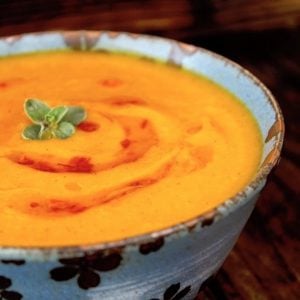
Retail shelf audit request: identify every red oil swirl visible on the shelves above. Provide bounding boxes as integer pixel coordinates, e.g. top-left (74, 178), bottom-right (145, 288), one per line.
top-left (106, 96), bottom-right (146, 106)
top-left (29, 200), bottom-right (87, 215)
top-left (8, 98), bottom-right (184, 217)
top-left (0, 82), bottom-right (9, 89)
top-left (78, 121), bottom-right (99, 132)
top-left (100, 78), bottom-right (123, 88)
top-left (9, 112), bottom-right (157, 174)
top-left (10, 155), bottom-right (94, 173)
top-left (25, 162), bottom-right (172, 217)
top-left (0, 78), bottom-right (24, 89)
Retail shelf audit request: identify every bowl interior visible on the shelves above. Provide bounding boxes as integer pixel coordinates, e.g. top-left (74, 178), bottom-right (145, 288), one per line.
top-left (0, 31), bottom-right (284, 257)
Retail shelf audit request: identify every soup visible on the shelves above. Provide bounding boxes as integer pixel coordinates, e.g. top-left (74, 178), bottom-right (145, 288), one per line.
top-left (0, 51), bottom-right (262, 246)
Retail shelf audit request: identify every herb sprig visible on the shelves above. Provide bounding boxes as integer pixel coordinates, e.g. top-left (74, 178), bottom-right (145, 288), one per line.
top-left (22, 99), bottom-right (86, 140)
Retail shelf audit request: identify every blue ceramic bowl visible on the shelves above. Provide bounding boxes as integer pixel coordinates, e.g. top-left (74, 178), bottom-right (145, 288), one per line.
top-left (0, 31), bottom-right (284, 300)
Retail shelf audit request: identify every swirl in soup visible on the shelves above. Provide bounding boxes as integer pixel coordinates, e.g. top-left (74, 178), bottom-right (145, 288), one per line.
top-left (0, 52), bottom-right (262, 246)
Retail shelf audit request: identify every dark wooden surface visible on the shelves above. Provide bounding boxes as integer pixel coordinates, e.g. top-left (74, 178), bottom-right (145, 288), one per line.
top-left (1, 1), bottom-right (299, 299)
top-left (193, 29), bottom-right (300, 300)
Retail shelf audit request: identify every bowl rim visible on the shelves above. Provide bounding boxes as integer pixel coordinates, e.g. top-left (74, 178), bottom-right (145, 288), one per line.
top-left (0, 30), bottom-right (284, 259)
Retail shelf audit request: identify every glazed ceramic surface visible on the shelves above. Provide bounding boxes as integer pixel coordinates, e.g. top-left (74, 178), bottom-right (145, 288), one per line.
top-left (0, 31), bottom-right (283, 300)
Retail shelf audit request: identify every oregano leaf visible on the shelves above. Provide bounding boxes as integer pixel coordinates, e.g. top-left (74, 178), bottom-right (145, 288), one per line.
top-left (39, 127), bottom-right (54, 140)
top-left (24, 99), bottom-right (50, 123)
top-left (44, 106), bottom-right (68, 125)
top-left (22, 99), bottom-right (87, 140)
top-left (54, 122), bottom-right (75, 139)
top-left (22, 124), bottom-right (42, 140)
top-left (62, 106), bottom-right (86, 125)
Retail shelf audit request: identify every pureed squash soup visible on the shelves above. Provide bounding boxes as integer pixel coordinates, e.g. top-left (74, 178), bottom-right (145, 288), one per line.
top-left (0, 51), bottom-right (262, 247)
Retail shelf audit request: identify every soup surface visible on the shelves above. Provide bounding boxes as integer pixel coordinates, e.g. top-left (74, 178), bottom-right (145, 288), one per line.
top-left (0, 51), bottom-right (262, 246)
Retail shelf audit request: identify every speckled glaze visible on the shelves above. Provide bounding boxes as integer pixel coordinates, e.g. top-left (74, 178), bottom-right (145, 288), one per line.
top-left (0, 31), bottom-right (284, 300)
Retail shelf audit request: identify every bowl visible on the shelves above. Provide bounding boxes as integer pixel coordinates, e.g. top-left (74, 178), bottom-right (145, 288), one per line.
top-left (0, 31), bottom-right (284, 300)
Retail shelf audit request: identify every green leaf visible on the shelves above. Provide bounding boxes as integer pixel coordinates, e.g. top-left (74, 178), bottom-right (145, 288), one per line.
top-left (39, 127), bottom-right (55, 140)
top-left (62, 106), bottom-right (86, 125)
top-left (22, 124), bottom-right (42, 140)
top-left (54, 121), bottom-right (75, 139)
top-left (22, 98), bottom-right (87, 141)
top-left (24, 99), bottom-right (50, 123)
top-left (44, 106), bottom-right (68, 125)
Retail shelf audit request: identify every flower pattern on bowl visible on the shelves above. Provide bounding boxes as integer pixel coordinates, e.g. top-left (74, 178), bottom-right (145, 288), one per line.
top-left (150, 282), bottom-right (191, 300)
top-left (50, 250), bottom-right (122, 289)
top-left (0, 276), bottom-right (23, 300)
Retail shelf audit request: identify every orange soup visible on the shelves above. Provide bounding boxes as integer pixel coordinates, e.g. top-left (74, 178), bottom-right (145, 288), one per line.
top-left (0, 51), bottom-right (262, 246)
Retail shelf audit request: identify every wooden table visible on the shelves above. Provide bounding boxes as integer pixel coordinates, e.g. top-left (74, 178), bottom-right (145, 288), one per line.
top-left (192, 29), bottom-right (300, 300)
top-left (1, 1), bottom-right (299, 299)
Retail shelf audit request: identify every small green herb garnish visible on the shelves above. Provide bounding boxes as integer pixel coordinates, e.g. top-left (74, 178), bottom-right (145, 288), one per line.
top-left (22, 99), bottom-right (86, 140)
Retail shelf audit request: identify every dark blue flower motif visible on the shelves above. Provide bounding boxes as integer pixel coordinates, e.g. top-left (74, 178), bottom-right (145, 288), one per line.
top-left (196, 275), bottom-right (215, 298)
top-left (0, 275), bottom-right (23, 300)
top-left (1, 261), bottom-right (25, 266)
top-left (150, 282), bottom-right (191, 300)
top-left (139, 237), bottom-right (165, 255)
top-left (50, 250), bottom-right (122, 290)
